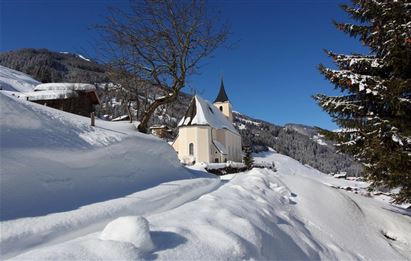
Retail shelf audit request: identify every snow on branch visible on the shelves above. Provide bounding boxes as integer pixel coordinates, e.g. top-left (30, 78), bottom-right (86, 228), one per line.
top-left (320, 66), bottom-right (386, 96)
top-left (326, 51), bottom-right (383, 70)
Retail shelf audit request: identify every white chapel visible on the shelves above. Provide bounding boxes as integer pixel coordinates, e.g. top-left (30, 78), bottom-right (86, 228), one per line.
top-left (172, 80), bottom-right (242, 164)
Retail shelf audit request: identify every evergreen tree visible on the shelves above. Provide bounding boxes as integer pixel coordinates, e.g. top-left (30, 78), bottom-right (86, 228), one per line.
top-left (243, 148), bottom-right (254, 170)
top-left (314, 0), bottom-right (411, 203)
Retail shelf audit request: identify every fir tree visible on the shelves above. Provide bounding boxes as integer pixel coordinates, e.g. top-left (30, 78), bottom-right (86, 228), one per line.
top-left (243, 148), bottom-right (254, 170)
top-left (314, 0), bottom-right (411, 203)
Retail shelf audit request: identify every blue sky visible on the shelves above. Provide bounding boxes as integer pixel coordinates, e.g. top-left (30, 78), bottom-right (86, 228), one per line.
top-left (0, 0), bottom-right (369, 130)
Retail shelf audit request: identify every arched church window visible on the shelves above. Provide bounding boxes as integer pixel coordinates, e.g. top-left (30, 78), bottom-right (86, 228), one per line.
top-left (219, 106), bottom-right (223, 111)
top-left (189, 143), bottom-right (194, 156)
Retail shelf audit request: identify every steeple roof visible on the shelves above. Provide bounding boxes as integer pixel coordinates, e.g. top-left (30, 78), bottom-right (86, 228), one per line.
top-left (213, 79), bottom-right (229, 103)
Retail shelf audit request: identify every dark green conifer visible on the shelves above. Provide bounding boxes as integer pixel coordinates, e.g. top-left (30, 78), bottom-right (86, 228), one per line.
top-left (243, 148), bottom-right (254, 170)
top-left (314, 0), bottom-right (411, 203)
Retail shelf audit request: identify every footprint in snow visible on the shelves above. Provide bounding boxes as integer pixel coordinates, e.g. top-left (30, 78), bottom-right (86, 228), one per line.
top-left (280, 195), bottom-right (297, 205)
top-left (269, 182), bottom-right (279, 189)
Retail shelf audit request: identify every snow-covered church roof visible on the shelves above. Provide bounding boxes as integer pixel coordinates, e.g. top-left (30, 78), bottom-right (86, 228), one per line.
top-left (178, 95), bottom-right (239, 134)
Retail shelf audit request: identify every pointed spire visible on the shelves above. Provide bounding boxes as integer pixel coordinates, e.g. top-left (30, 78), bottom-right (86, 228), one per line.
top-left (214, 77), bottom-right (229, 103)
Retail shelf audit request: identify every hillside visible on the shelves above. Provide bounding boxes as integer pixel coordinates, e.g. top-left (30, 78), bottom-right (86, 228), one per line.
top-left (234, 113), bottom-right (362, 176)
top-left (0, 49), bottom-right (361, 176)
top-left (0, 48), bottom-right (108, 83)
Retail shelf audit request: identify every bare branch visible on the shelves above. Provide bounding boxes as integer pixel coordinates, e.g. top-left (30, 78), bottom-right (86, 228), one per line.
top-left (97, 0), bottom-right (229, 133)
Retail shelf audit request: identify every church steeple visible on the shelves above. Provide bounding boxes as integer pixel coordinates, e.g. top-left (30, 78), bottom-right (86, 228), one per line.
top-left (213, 78), bottom-right (233, 122)
top-left (214, 78), bottom-right (229, 103)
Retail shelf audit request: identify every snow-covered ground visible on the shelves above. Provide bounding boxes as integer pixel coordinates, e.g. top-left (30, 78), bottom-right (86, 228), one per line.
top-left (0, 65), bottom-right (40, 93)
top-left (0, 91), bottom-right (220, 258)
top-left (4, 148), bottom-right (411, 260)
top-left (1, 92), bottom-right (214, 220)
top-left (255, 148), bottom-right (411, 209)
top-left (1, 66), bottom-right (410, 260)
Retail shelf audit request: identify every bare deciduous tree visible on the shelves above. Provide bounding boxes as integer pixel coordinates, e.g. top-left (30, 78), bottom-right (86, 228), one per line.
top-left (98, 0), bottom-right (229, 133)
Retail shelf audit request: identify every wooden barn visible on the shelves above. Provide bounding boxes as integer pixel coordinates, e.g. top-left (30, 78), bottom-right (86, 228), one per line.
top-left (27, 83), bottom-right (100, 117)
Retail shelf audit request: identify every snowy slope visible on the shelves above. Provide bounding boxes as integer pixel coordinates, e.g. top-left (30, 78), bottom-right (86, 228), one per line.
top-left (0, 65), bottom-right (40, 93)
top-left (6, 150), bottom-right (411, 260)
top-left (0, 92), bottom-right (215, 221)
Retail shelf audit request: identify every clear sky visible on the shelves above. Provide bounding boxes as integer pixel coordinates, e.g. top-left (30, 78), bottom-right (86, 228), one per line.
top-left (0, 0), bottom-right (369, 130)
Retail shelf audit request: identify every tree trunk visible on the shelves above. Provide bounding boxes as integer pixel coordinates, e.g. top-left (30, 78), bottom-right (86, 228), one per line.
top-left (126, 102), bottom-right (133, 123)
top-left (137, 93), bottom-right (178, 133)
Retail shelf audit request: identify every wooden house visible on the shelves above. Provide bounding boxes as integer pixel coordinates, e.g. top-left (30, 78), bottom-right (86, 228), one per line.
top-left (27, 83), bottom-right (100, 117)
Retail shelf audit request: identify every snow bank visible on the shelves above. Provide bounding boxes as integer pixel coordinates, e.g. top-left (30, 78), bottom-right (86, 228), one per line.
top-left (11, 152), bottom-right (411, 260)
top-left (0, 65), bottom-right (40, 93)
top-left (203, 161), bottom-right (245, 170)
top-left (0, 93), bottom-right (200, 220)
top-left (1, 177), bottom-right (219, 259)
top-left (100, 216), bottom-right (154, 251)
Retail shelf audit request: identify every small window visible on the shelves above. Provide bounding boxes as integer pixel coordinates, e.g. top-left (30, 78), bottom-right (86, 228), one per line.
top-left (219, 106), bottom-right (223, 111)
top-left (215, 158), bottom-right (219, 163)
top-left (189, 143), bottom-right (194, 156)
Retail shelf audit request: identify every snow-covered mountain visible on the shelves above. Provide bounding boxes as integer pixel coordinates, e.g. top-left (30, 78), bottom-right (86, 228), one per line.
top-left (59, 51), bottom-right (91, 62)
top-left (1, 71), bottom-right (410, 260)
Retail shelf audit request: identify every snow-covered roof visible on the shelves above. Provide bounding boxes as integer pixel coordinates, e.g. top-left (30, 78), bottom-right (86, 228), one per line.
top-left (26, 90), bottom-right (78, 101)
top-left (150, 125), bottom-right (170, 129)
top-left (31, 83), bottom-right (100, 104)
top-left (213, 140), bottom-right (228, 155)
top-left (34, 83), bottom-right (96, 92)
top-left (178, 95), bottom-right (239, 134)
top-left (112, 115), bottom-right (130, 122)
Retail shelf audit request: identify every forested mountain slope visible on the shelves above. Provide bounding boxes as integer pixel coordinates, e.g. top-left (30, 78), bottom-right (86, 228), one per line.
top-left (0, 48), bottom-right (108, 83)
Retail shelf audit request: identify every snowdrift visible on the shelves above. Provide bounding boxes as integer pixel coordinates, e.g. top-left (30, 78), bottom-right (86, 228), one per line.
top-left (8, 152), bottom-right (411, 260)
top-left (0, 65), bottom-right (40, 93)
top-left (0, 92), bottom-right (196, 220)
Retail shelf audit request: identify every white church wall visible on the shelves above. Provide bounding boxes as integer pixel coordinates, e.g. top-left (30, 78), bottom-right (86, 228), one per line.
top-left (172, 125), bottom-right (211, 164)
